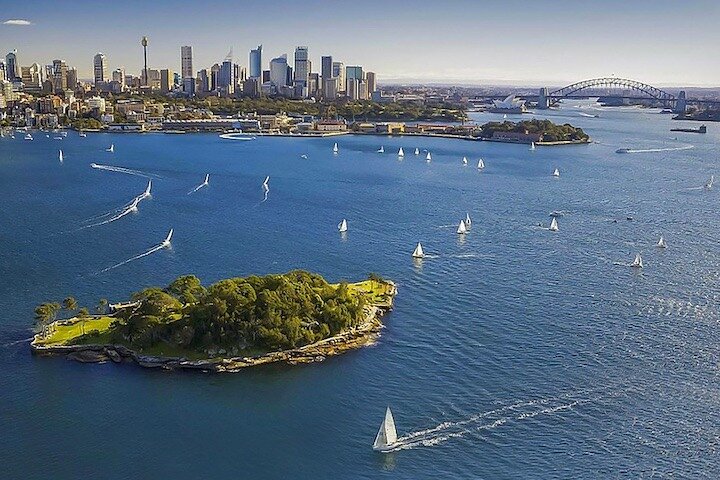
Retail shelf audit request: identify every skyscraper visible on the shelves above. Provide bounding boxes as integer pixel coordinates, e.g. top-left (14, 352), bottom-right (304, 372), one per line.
top-left (112, 68), bottom-right (126, 87)
top-left (160, 69), bottom-right (173, 93)
top-left (52, 59), bottom-right (68, 92)
top-left (249, 45), bottom-right (262, 79)
top-left (93, 53), bottom-right (108, 84)
top-left (293, 46), bottom-right (309, 89)
top-left (332, 62), bottom-right (345, 94)
top-left (345, 66), bottom-right (363, 95)
top-left (321, 56), bottom-right (333, 82)
top-left (269, 55), bottom-right (290, 88)
top-left (181, 46), bottom-right (193, 79)
top-left (366, 72), bottom-right (377, 93)
top-left (218, 60), bottom-right (234, 94)
top-left (5, 50), bottom-right (20, 81)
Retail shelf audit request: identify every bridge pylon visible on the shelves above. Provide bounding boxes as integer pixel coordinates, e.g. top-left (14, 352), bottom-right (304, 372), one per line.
top-left (537, 87), bottom-right (550, 109)
top-left (674, 90), bottom-right (687, 114)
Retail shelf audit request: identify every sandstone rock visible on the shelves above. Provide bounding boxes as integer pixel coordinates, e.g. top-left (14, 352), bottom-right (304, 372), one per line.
top-left (67, 350), bottom-right (108, 363)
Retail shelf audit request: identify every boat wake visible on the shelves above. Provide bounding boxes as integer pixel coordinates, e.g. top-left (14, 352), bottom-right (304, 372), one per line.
top-left (218, 133), bottom-right (257, 141)
top-left (616, 145), bottom-right (693, 154)
top-left (80, 181), bottom-right (152, 229)
top-left (386, 390), bottom-right (606, 452)
top-left (91, 163), bottom-right (161, 179)
top-left (188, 174), bottom-right (210, 195)
top-left (1, 337), bottom-right (33, 347)
top-left (99, 229), bottom-right (173, 273)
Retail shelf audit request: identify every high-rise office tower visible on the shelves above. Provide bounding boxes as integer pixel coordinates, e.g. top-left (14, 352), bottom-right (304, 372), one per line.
top-left (181, 46), bottom-right (193, 79)
top-left (332, 62), bottom-right (345, 94)
top-left (293, 46), bottom-right (309, 88)
top-left (160, 69), bottom-right (173, 93)
top-left (366, 71), bottom-right (377, 93)
top-left (345, 66), bottom-right (363, 95)
top-left (249, 45), bottom-right (262, 79)
top-left (93, 53), bottom-right (108, 84)
top-left (218, 60), bottom-right (234, 94)
top-left (5, 50), bottom-right (20, 81)
top-left (66, 68), bottom-right (78, 89)
top-left (112, 68), bottom-right (126, 87)
top-left (270, 55), bottom-right (289, 88)
top-left (321, 56), bottom-right (333, 82)
top-left (52, 59), bottom-right (68, 91)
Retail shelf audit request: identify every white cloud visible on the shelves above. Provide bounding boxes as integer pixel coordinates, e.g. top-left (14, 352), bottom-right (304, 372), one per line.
top-left (3, 19), bottom-right (33, 26)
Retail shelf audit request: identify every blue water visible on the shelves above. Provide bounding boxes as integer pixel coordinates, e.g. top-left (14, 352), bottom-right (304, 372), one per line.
top-left (1, 104), bottom-right (718, 479)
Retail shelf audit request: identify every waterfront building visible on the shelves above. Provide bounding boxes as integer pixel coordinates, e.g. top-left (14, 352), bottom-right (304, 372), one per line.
top-left (489, 94), bottom-right (526, 113)
top-left (249, 45), bottom-right (262, 79)
top-left (93, 53), bottom-right (108, 84)
top-left (181, 46), bottom-right (193, 79)
top-left (5, 50), bottom-right (20, 81)
top-left (270, 55), bottom-right (290, 90)
top-left (332, 62), bottom-right (345, 94)
top-left (293, 46), bottom-right (310, 91)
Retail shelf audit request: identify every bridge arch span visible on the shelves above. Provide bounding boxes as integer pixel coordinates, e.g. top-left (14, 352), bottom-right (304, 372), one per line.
top-left (548, 78), bottom-right (676, 104)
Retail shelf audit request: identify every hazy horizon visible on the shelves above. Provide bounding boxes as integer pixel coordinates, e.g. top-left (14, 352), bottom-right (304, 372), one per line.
top-left (1, 0), bottom-right (718, 87)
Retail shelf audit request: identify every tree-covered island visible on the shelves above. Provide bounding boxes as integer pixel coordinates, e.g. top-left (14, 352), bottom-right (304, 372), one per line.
top-left (31, 271), bottom-right (397, 372)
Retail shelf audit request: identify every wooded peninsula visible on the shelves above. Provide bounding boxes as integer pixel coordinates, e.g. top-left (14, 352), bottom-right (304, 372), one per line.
top-left (31, 270), bottom-right (397, 372)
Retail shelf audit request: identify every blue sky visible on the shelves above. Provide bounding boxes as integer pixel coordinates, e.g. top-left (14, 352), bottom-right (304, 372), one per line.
top-left (1, 0), bottom-right (718, 86)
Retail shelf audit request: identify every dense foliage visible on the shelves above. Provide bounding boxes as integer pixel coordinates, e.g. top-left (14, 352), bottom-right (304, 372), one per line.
top-left (479, 119), bottom-right (589, 142)
top-left (108, 271), bottom-right (370, 354)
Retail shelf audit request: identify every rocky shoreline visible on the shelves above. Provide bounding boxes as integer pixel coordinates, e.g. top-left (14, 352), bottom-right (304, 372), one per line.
top-left (31, 284), bottom-right (396, 373)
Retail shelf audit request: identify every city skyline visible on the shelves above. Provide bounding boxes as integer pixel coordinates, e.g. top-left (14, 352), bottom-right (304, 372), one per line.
top-left (1, 0), bottom-right (719, 87)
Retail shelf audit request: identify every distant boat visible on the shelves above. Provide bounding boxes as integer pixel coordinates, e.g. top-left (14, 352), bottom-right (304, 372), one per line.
top-left (477, 158), bottom-right (485, 169)
top-left (615, 148), bottom-right (632, 154)
top-left (24, 134), bottom-right (33, 141)
top-left (457, 219), bottom-right (468, 234)
top-left (549, 217), bottom-right (559, 232)
top-left (552, 168), bottom-right (560, 177)
top-left (129, 197), bottom-right (140, 213)
top-left (705, 175), bottom-right (714, 189)
top-left (144, 180), bottom-right (152, 197)
top-left (377, 146), bottom-right (384, 153)
top-left (373, 407), bottom-right (398, 452)
top-left (338, 219), bottom-right (348, 233)
top-left (462, 156), bottom-right (468, 165)
top-left (530, 142), bottom-right (536, 151)
top-left (465, 213), bottom-right (472, 229)
top-left (106, 144), bottom-right (114, 153)
top-left (162, 229), bottom-right (174, 247)
top-left (414, 148), bottom-right (420, 155)
top-left (59, 150), bottom-right (63, 163)
top-left (79, 132), bottom-right (87, 137)
top-left (426, 152), bottom-right (432, 162)
top-left (657, 236), bottom-right (667, 248)
top-left (398, 147), bottom-right (404, 157)
top-left (300, 154), bottom-right (308, 159)
top-left (333, 142), bottom-right (338, 153)
top-left (631, 253), bottom-right (643, 268)
top-left (503, 114), bottom-right (508, 119)
top-left (203, 173), bottom-right (210, 185)
top-left (412, 242), bottom-right (424, 259)
top-left (262, 176), bottom-right (270, 189)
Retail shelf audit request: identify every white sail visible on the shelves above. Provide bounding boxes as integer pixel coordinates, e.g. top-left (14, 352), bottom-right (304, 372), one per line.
top-left (457, 219), bottom-right (467, 234)
top-left (338, 219), bottom-right (348, 232)
top-left (144, 180), bottom-right (152, 197)
top-left (412, 242), bottom-right (424, 258)
top-left (414, 148), bottom-right (420, 155)
top-left (426, 152), bottom-right (432, 162)
top-left (333, 142), bottom-right (338, 153)
top-left (59, 150), bottom-right (63, 162)
top-left (24, 134), bottom-right (33, 141)
top-left (377, 146), bottom-right (384, 153)
top-left (477, 159), bottom-right (485, 169)
top-left (530, 142), bottom-right (536, 150)
top-left (657, 236), bottom-right (667, 248)
top-left (203, 173), bottom-right (210, 185)
top-left (552, 168), bottom-right (560, 177)
top-left (631, 253), bottom-right (643, 268)
top-left (262, 176), bottom-right (270, 188)
top-left (549, 217), bottom-right (559, 231)
top-left (107, 144), bottom-right (114, 152)
top-left (462, 156), bottom-right (468, 165)
top-left (705, 175), bottom-right (714, 189)
top-left (373, 407), bottom-right (398, 452)
top-left (503, 114), bottom-right (507, 119)
top-left (465, 213), bottom-right (472, 228)
top-left (398, 147), bottom-right (404, 157)
top-left (163, 229), bottom-right (173, 246)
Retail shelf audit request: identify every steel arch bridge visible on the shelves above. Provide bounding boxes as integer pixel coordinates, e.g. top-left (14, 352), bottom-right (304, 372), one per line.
top-left (548, 77), bottom-right (676, 104)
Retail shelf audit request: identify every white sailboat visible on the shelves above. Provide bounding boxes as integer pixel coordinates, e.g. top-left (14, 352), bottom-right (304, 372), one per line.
top-left (338, 219), bottom-right (348, 233)
top-left (300, 154), bottom-right (308, 159)
top-left (24, 133), bottom-right (33, 141)
top-left (457, 219), bottom-right (468, 234)
top-left (426, 152), bottom-right (432, 162)
top-left (705, 175), bottom-right (714, 189)
top-left (203, 173), bottom-right (210, 186)
top-left (657, 236), bottom-right (667, 248)
top-left (373, 407), bottom-right (398, 452)
top-left (477, 158), bottom-right (485, 169)
top-left (462, 156), bottom-right (468, 165)
top-left (162, 229), bottom-right (174, 248)
top-left (552, 168), bottom-right (560, 177)
top-left (59, 150), bottom-right (64, 163)
top-left (333, 142), bottom-right (339, 153)
top-left (631, 253), bottom-right (643, 268)
top-left (530, 142), bottom-right (536, 151)
top-left (412, 242), bottom-right (425, 259)
top-left (398, 147), bottom-right (404, 157)
top-left (262, 176), bottom-right (270, 189)
top-left (465, 213), bottom-right (472, 229)
top-left (503, 114), bottom-right (507, 119)
top-left (79, 132), bottom-right (87, 137)
top-left (129, 197), bottom-right (140, 213)
top-left (106, 144), bottom-right (114, 153)
top-left (414, 148), bottom-right (420, 155)
top-left (144, 180), bottom-right (152, 198)
top-left (549, 217), bottom-right (559, 232)
top-left (377, 146), bottom-right (384, 153)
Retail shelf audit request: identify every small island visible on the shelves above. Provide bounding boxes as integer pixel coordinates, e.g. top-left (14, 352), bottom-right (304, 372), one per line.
top-left (31, 270), bottom-right (397, 372)
top-left (478, 119), bottom-right (590, 145)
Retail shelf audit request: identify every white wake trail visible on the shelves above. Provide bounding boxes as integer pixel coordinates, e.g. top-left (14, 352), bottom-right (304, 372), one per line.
top-left (188, 174), bottom-right (210, 195)
top-left (91, 163), bottom-right (161, 179)
top-left (81, 180), bottom-right (151, 228)
top-left (619, 145), bottom-right (694, 154)
top-left (99, 229), bottom-right (173, 273)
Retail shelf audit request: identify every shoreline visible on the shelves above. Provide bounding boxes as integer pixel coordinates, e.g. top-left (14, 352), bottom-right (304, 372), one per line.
top-left (31, 282), bottom-right (397, 373)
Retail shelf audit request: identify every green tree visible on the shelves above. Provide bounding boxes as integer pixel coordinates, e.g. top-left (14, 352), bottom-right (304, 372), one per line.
top-left (62, 296), bottom-right (78, 312)
top-left (96, 298), bottom-right (108, 315)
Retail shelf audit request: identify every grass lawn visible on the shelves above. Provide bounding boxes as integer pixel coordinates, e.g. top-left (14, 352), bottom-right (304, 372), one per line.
top-left (35, 316), bottom-right (115, 346)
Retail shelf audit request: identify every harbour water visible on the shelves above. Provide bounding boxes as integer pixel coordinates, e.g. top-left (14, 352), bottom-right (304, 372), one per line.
top-left (1, 104), bottom-right (718, 479)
